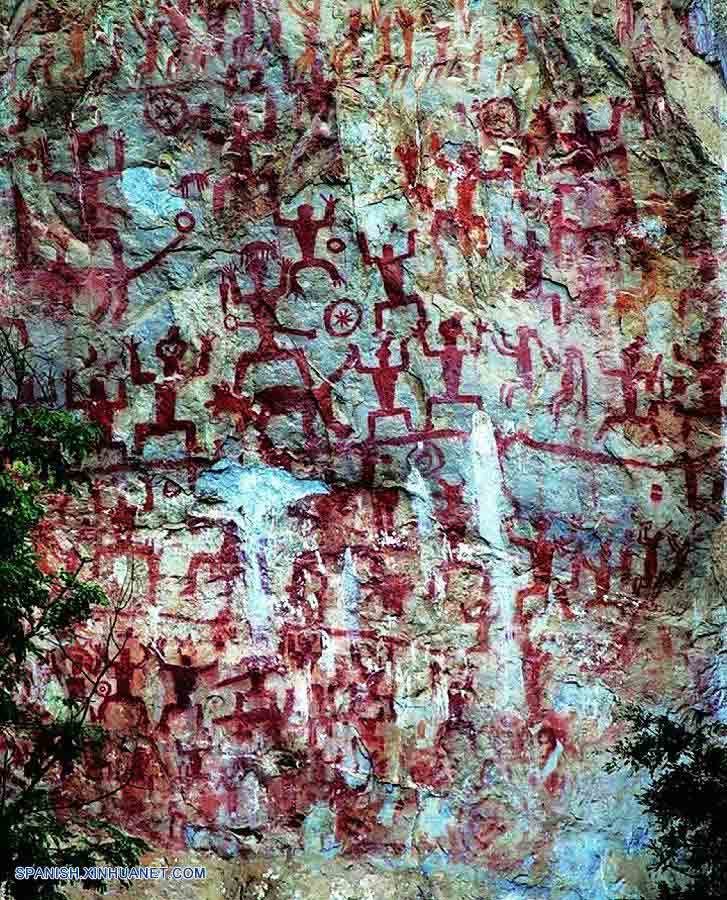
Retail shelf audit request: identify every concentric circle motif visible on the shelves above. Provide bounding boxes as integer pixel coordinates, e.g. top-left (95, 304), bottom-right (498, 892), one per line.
top-left (326, 237), bottom-right (346, 254)
top-left (407, 441), bottom-right (445, 476)
top-left (145, 90), bottom-right (189, 136)
top-left (324, 298), bottom-right (362, 337)
top-left (224, 313), bottom-right (241, 332)
top-left (477, 98), bottom-right (520, 139)
top-left (174, 211), bottom-right (196, 233)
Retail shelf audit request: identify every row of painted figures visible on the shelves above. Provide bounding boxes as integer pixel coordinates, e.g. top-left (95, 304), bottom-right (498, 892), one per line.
top-left (1, 307), bottom-right (719, 459)
top-left (38, 475), bottom-right (697, 641)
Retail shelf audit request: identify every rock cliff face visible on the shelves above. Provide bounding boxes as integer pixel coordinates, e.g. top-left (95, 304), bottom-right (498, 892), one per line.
top-left (2, 0), bottom-right (726, 896)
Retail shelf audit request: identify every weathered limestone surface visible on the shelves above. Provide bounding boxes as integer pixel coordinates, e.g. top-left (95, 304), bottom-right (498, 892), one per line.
top-left (2, 0), bottom-right (727, 896)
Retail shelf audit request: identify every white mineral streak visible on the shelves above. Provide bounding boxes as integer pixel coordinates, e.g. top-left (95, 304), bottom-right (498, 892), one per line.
top-left (541, 739), bottom-right (564, 780)
top-left (195, 462), bottom-right (328, 646)
top-left (318, 629), bottom-right (336, 675)
top-left (708, 654), bottom-right (727, 722)
top-left (471, 412), bottom-right (525, 709)
top-left (340, 545), bottom-right (360, 631)
top-left (405, 465), bottom-right (435, 536)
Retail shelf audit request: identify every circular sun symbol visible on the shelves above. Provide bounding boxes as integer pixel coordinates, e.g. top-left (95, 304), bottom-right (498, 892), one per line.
top-left (145, 91), bottom-right (189, 136)
top-left (224, 313), bottom-right (241, 332)
top-left (407, 441), bottom-right (445, 476)
top-left (477, 98), bottom-right (520, 139)
top-left (174, 210), bottom-right (196, 233)
top-left (324, 298), bottom-right (362, 337)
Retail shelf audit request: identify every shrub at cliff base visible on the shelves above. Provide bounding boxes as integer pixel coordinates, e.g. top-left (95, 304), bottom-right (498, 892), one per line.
top-left (0, 330), bottom-right (147, 898)
top-left (607, 704), bottom-right (727, 900)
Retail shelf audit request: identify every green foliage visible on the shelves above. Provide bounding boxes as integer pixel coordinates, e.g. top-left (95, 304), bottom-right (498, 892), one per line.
top-left (0, 407), bottom-right (102, 489)
top-left (607, 704), bottom-right (727, 900)
top-left (0, 332), bottom-right (148, 898)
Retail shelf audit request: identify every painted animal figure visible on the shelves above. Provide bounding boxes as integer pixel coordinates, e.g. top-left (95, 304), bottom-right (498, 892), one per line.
top-left (206, 352), bottom-right (355, 442)
top-left (174, 169), bottom-right (213, 198)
